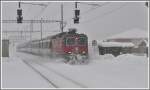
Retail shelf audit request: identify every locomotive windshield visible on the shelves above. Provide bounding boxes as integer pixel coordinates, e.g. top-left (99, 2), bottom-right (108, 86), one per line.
top-left (65, 36), bottom-right (87, 45)
top-left (66, 38), bottom-right (75, 45)
top-left (78, 37), bottom-right (87, 45)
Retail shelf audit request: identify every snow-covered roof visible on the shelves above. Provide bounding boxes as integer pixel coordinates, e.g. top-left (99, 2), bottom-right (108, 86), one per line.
top-left (106, 28), bottom-right (148, 40)
top-left (98, 41), bottom-right (134, 47)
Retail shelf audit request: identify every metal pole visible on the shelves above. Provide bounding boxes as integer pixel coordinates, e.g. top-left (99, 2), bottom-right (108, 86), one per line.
top-left (30, 20), bottom-right (33, 41)
top-left (24, 32), bottom-right (25, 40)
top-left (19, 2), bottom-right (21, 8)
top-left (41, 18), bottom-right (43, 40)
top-left (6, 30), bottom-right (8, 39)
top-left (75, 2), bottom-right (77, 8)
top-left (40, 18), bottom-right (43, 48)
top-left (61, 4), bottom-right (63, 32)
top-left (30, 20), bottom-right (33, 50)
top-left (21, 31), bottom-right (23, 40)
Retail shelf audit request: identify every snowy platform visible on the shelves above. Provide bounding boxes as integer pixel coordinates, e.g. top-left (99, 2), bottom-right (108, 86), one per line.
top-left (2, 56), bottom-right (51, 88)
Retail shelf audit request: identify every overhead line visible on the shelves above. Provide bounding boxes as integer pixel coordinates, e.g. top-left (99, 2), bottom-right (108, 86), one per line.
top-left (41, 2), bottom-right (110, 31)
top-left (81, 2), bottom-right (128, 24)
top-left (79, 2), bottom-right (110, 7)
top-left (2, 30), bottom-right (59, 33)
top-left (80, 2), bottom-right (110, 15)
top-left (1, 19), bottom-right (63, 23)
top-left (20, 2), bottom-right (48, 7)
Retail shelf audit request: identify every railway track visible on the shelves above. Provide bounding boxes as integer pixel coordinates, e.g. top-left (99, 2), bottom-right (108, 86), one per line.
top-left (17, 54), bottom-right (87, 88)
top-left (23, 60), bottom-right (58, 88)
top-left (33, 61), bottom-right (87, 88)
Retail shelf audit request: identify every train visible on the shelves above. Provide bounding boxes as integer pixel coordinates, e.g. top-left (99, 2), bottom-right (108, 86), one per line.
top-left (17, 28), bottom-right (89, 64)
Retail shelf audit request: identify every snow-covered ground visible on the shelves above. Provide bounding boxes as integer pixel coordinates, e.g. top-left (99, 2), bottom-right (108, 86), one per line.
top-left (2, 57), bottom-right (51, 88)
top-left (2, 45), bottom-right (148, 88)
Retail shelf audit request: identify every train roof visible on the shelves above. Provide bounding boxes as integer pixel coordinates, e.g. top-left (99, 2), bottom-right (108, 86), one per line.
top-left (45, 31), bottom-right (87, 39)
top-left (25, 29), bottom-right (87, 44)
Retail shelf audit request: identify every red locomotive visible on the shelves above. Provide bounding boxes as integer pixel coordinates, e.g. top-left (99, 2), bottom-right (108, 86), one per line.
top-left (17, 28), bottom-right (88, 64)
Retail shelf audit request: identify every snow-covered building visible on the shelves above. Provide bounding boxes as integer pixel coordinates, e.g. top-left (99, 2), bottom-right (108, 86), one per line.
top-left (98, 41), bottom-right (134, 56)
top-left (99, 28), bottom-right (148, 56)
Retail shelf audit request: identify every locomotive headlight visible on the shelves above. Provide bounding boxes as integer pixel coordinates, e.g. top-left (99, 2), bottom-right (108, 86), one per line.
top-left (82, 51), bottom-right (86, 54)
top-left (68, 52), bottom-right (72, 54)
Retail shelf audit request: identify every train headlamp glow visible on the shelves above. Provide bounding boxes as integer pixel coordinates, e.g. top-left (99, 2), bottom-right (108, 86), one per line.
top-left (68, 52), bottom-right (72, 54)
top-left (82, 51), bottom-right (86, 54)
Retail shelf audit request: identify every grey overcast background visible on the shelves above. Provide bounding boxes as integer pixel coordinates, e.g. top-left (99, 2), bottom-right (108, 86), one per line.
top-left (2, 2), bottom-right (148, 41)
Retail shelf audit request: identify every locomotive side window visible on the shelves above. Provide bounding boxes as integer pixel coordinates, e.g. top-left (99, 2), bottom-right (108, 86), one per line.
top-left (78, 37), bottom-right (87, 45)
top-left (66, 38), bottom-right (75, 45)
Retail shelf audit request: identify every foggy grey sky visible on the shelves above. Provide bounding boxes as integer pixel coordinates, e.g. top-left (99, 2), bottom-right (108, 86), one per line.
top-left (2, 1), bottom-right (148, 41)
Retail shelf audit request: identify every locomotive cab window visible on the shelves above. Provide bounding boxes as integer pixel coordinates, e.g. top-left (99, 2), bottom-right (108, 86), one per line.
top-left (78, 37), bottom-right (87, 45)
top-left (66, 38), bottom-right (75, 45)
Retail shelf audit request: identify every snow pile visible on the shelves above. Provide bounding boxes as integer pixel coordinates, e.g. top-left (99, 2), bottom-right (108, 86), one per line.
top-left (98, 54), bottom-right (115, 60)
top-left (98, 41), bottom-right (134, 47)
top-left (115, 54), bottom-right (148, 64)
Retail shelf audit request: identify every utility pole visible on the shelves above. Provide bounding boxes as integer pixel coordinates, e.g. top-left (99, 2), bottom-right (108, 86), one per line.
top-left (30, 20), bottom-right (33, 50)
top-left (145, 2), bottom-right (149, 7)
top-left (75, 2), bottom-right (77, 8)
top-left (21, 31), bottom-right (23, 39)
top-left (19, 2), bottom-right (21, 8)
top-left (40, 18), bottom-right (43, 40)
top-left (30, 20), bottom-right (33, 41)
top-left (40, 18), bottom-right (43, 48)
top-left (6, 30), bottom-right (8, 39)
top-left (61, 3), bottom-right (63, 32)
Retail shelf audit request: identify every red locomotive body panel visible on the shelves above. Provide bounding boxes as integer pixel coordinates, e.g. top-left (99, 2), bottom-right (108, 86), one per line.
top-left (62, 35), bottom-right (88, 55)
top-left (51, 34), bottom-right (88, 56)
top-left (63, 45), bottom-right (88, 54)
